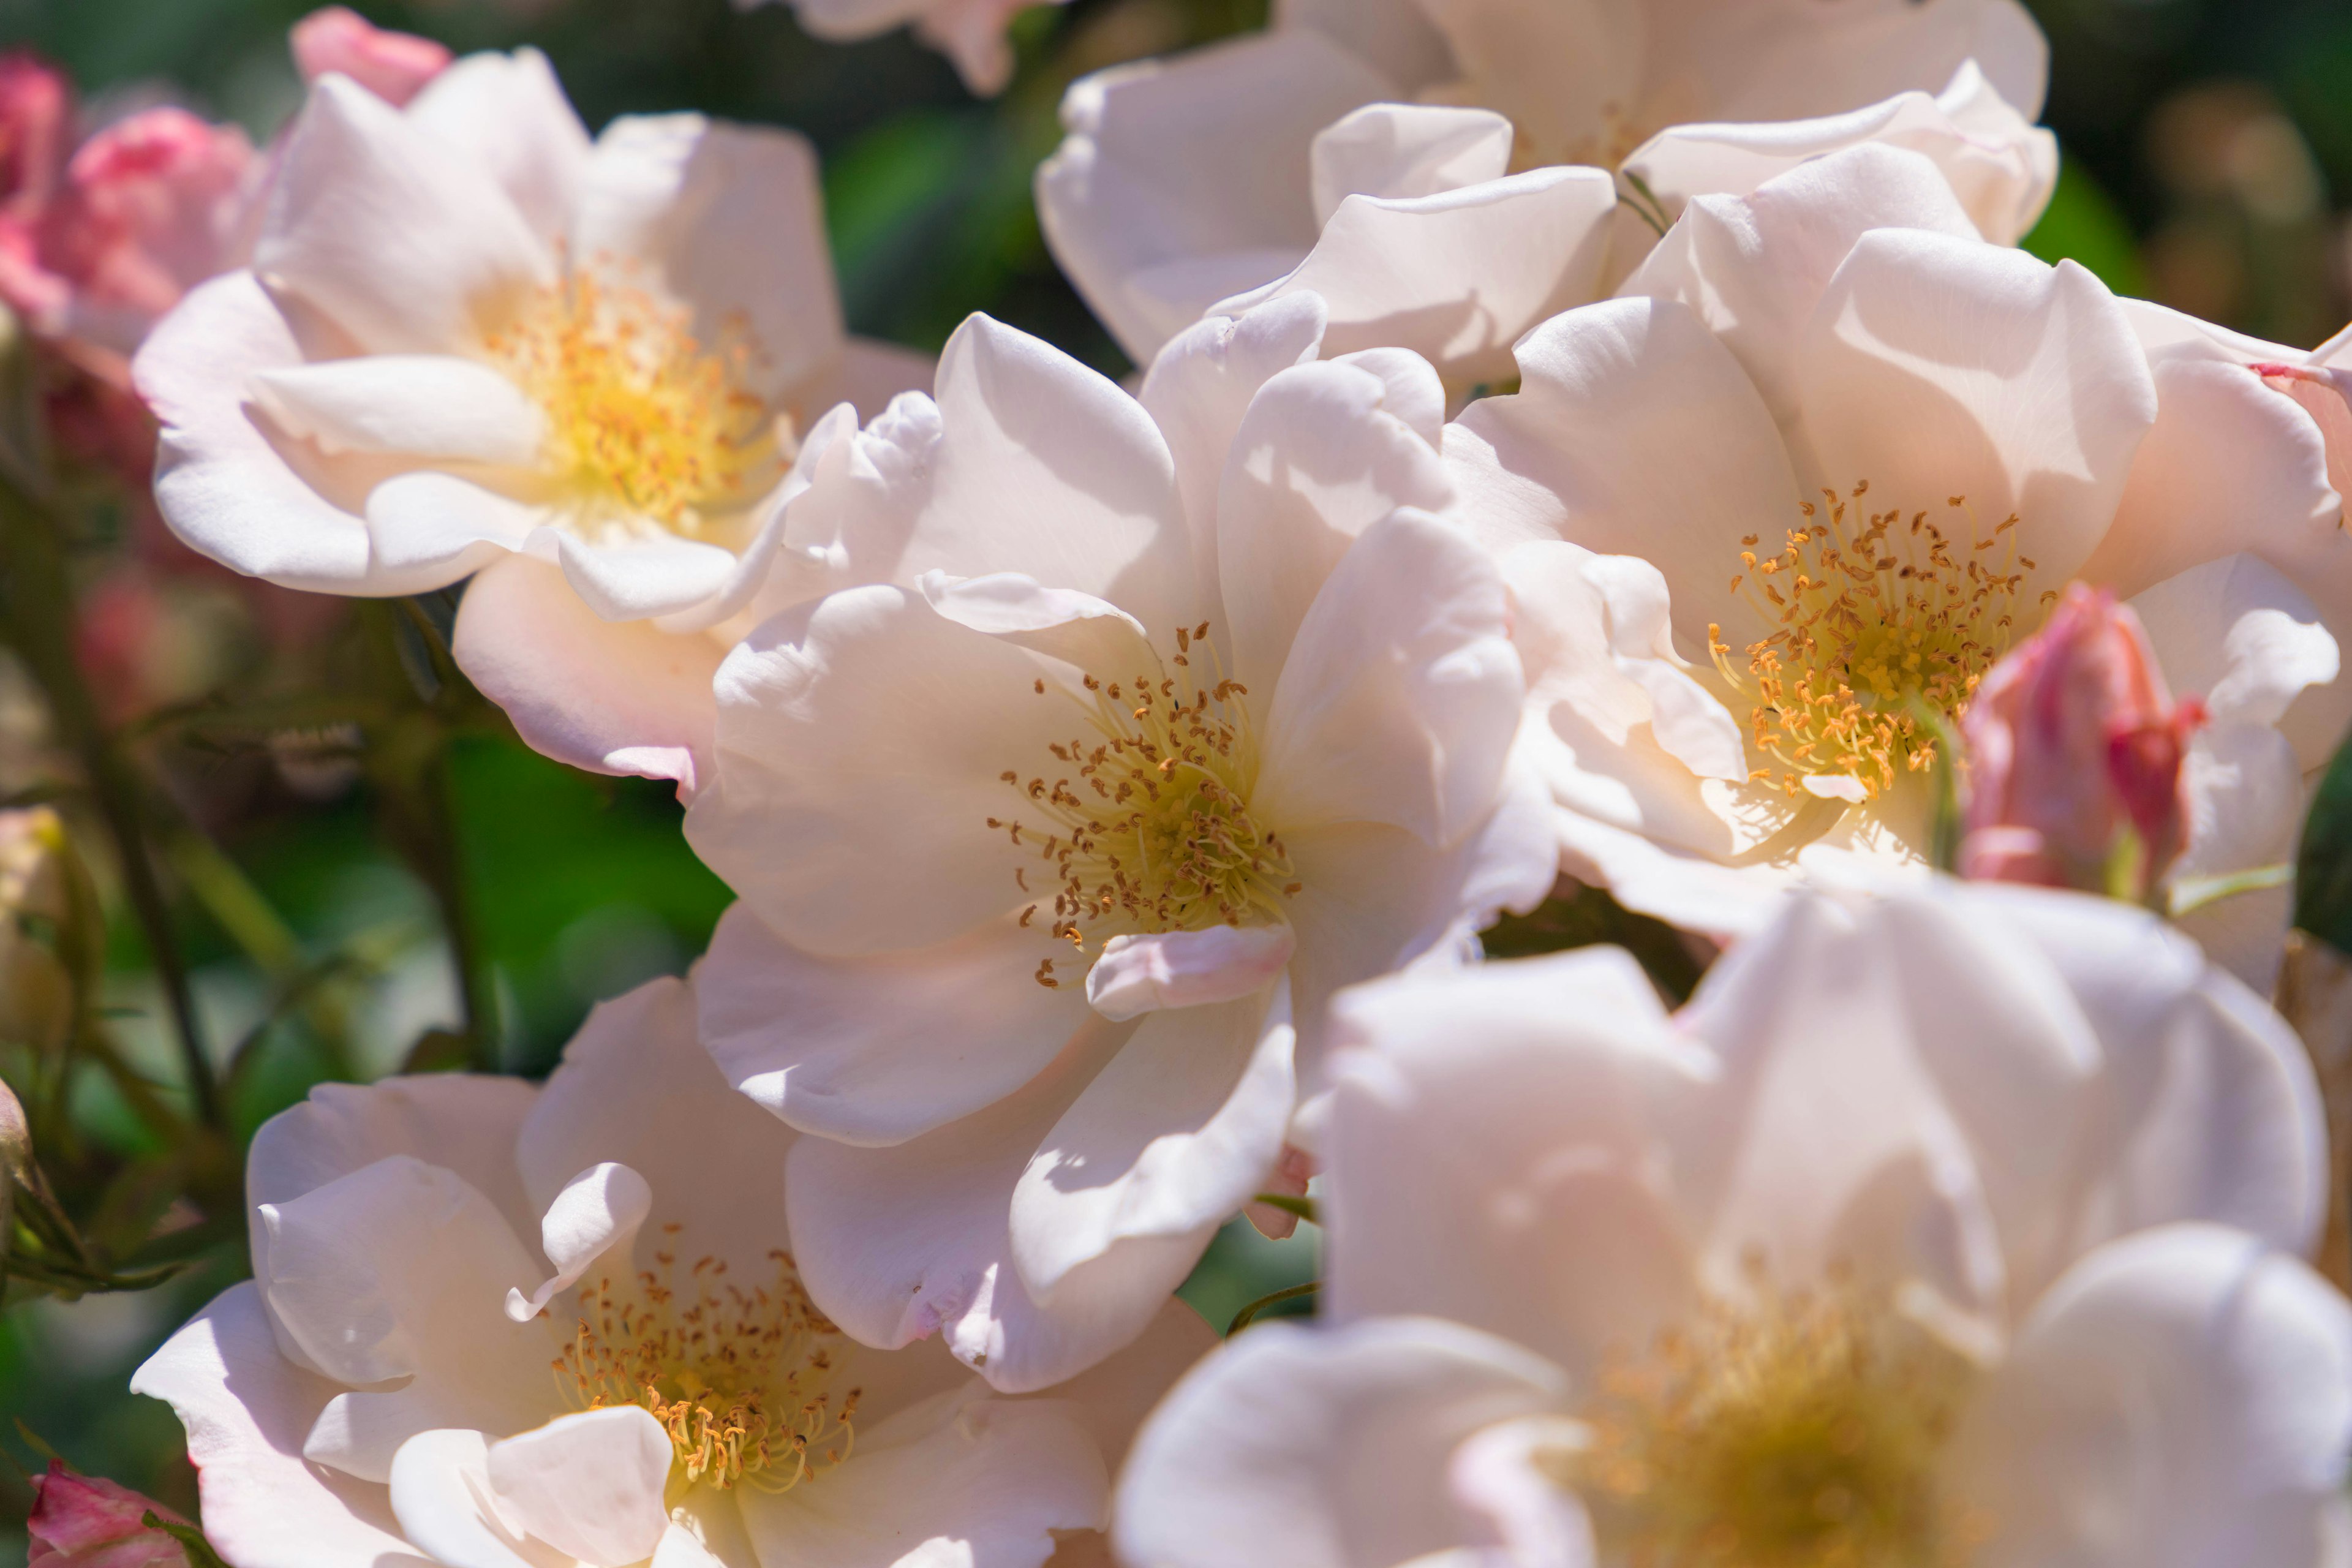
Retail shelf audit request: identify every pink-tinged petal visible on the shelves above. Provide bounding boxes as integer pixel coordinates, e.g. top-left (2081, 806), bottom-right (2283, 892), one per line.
top-left (1280, 0), bottom-right (1455, 89)
top-left (1011, 987), bottom-right (1295, 1299)
top-left (1325, 946), bottom-right (1706, 1378)
top-left (685, 584), bottom-right (1072, 956)
top-left (543, 528), bottom-right (739, 623)
top-left (514, 974), bottom-right (796, 1284)
top-left (290, 9), bottom-right (452, 108)
top-left (502, 1163), bottom-right (650, 1323)
top-left (1085, 925), bottom-right (1294, 1022)
top-left (402, 49), bottom-right (589, 244)
top-left (1444, 294), bottom-right (1798, 648)
top-left (824, 336), bottom-right (937, 421)
top-left (1307, 104), bottom-right (1512, 225)
top-left (1446, 1416), bottom-right (1597, 1568)
top-left (134, 272), bottom-right (389, 592)
top-left (1948, 1225), bottom-right (2352, 1567)
top-left (1795, 230), bottom-right (2157, 598)
top-left (740, 1391), bottom-right (1108, 1567)
top-left (484, 1408), bottom-right (673, 1568)
top-left (257, 76), bottom-right (551, 356)
top-left (384, 1429), bottom-right (546, 1568)
top-left (1036, 31), bottom-right (1390, 366)
top-left (1139, 293), bottom-right (1330, 587)
top-left (1039, 1296), bottom-right (1218, 1473)
top-left (1216, 357), bottom-right (1453, 701)
top-left (1621, 143), bottom-right (1983, 429)
top-left (1112, 1317), bottom-right (1569, 1568)
top-left (694, 901), bottom-right (1090, 1147)
top-left (451, 552), bottom-right (725, 794)
top-left (129, 1284), bottom-right (421, 1568)
top-left (571, 115), bottom-right (843, 408)
top-left (786, 1023), bottom-right (1213, 1393)
top-left (1216, 165), bottom-right (1618, 386)
top-left (1255, 510), bottom-right (1521, 848)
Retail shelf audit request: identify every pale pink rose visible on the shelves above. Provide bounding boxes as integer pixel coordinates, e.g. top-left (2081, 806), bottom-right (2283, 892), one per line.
top-left (26, 1461), bottom-right (196, 1568)
top-left (1961, 582), bottom-right (2206, 900)
top-left (290, 8), bottom-right (453, 108)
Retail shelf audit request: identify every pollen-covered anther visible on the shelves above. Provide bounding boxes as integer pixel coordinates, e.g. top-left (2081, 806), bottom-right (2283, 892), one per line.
top-left (488, 254), bottom-right (786, 544)
top-left (1709, 484), bottom-right (2026, 800)
top-left (990, 622), bottom-right (1295, 982)
top-left (554, 1242), bottom-right (858, 1493)
top-left (1545, 1265), bottom-right (1987, 1567)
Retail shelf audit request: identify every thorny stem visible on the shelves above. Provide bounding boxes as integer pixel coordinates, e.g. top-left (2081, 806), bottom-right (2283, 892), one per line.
top-left (0, 473), bottom-right (221, 1129)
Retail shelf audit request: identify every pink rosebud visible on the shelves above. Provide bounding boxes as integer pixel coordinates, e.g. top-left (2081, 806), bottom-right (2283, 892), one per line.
top-left (1960, 583), bottom-right (2205, 901)
top-left (0, 51), bottom-right (74, 324)
top-left (291, 8), bottom-right (453, 108)
top-left (26, 1461), bottom-right (195, 1568)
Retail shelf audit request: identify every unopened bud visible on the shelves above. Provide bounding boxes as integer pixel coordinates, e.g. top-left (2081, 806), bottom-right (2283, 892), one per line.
top-left (1959, 584), bottom-right (2204, 902)
top-left (290, 7), bottom-right (453, 108)
top-left (28, 1461), bottom-right (196, 1567)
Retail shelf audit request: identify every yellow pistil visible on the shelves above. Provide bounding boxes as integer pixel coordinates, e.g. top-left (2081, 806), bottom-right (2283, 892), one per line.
top-left (987, 622), bottom-right (1299, 986)
top-left (1707, 483), bottom-right (2038, 801)
top-left (554, 1229), bottom-right (858, 1493)
top-left (1551, 1273), bottom-right (1983, 1567)
top-left (488, 258), bottom-right (783, 543)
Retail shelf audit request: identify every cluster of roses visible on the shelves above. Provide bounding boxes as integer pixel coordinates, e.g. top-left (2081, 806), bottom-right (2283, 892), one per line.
top-left (23, 0), bottom-right (2352, 1565)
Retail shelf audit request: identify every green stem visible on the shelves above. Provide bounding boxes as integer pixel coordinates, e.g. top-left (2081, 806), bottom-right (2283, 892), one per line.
top-left (0, 478), bottom-right (217, 1128)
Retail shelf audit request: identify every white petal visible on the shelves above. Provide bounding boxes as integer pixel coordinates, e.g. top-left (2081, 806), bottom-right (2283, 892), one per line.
top-left (571, 115), bottom-right (843, 404)
top-left (1278, 0), bottom-right (1453, 88)
top-left (250, 354), bottom-right (544, 466)
top-left (541, 527), bottom-right (741, 623)
top-left (262, 1156), bottom-right (557, 1479)
top-left (130, 1284), bottom-right (418, 1568)
top-left (259, 75), bottom-right (551, 355)
top-left (1948, 1224), bottom-right (2352, 1568)
top-left (686, 585), bottom-right (1066, 955)
top-left (1446, 1416), bottom-right (1597, 1568)
top-left (1324, 947), bottom-right (1706, 1378)
top-left (695, 901), bottom-right (1091, 1146)
top-left (1308, 103), bottom-right (1513, 226)
top-left (1012, 987), bottom-right (1295, 1299)
top-left (405, 48), bottom-right (591, 243)
top-left (786, 1026), bottom-right (1212, 1393)
top-left (1112, 1317), bottom-right (1567, 1568)
top-left (1621, 142), bottom-right (1984, 428)
top-left (451, 552), bottom-right (725, 794)
top-left (1085, 925), bottom-right (1295, 1022)
top-left (364, 472), bottom-right (539, 582)
top-left (503, 1163), bottom-right (651, 1323)
top-left (1218, 166), bottom-right (1618, 384)
top-left (1255, 510), bottom-right (1522, 847)
top-left (134, 273), bottom-right (383, 592)
top-left (516, 974), bottom-right (797, 1284)
top-left (1039, 1297), bottom-right (1219, 1473)
top-left (486, 1407), bottom-right (673, 1568)
top-left (386, 1429), bottom-right (564, 1568)
top-left (2132, 554), bottom-right (2340, 732)
top-left (740, 1393), bottom-right (1108, 1568)
top-left (1036, 32), bottom-right (1389, 365)
top-left (1216, 358), bottom-right (1453, 699)
top-left (1795, 230), bottom-right (2157, 595)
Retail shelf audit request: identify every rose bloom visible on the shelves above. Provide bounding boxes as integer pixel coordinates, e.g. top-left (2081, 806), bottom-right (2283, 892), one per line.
top-left (1038, 0), bottom-right (2052, 386)
top-left (1117, 879), bottom-right (2352, 1568)
top-left (1451, 142), bottom-right (2345, 988)
top-left (134, 974), bottom-right (1207, 1568)
top-left (742, 0), bottom-right (1063, 96)
top-left (27, 1463), bottom-right (193, 1568)
top-left (134, 51), bottom-right (932, 795)
top-left (681, 293), bottom-right (1554, 1392)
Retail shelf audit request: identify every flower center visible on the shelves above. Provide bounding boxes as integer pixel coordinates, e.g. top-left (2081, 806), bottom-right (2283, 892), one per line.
top-left (553, 1231), bottom-right (857, 1493)
top-left (488, 260), bottom-right (783, 543)
top-left (987, 622), bottom-right (1299, 990)
top-left (1708, 484), bottom-right (2049, 801)
top-left (1553, 1279), bottom-right (1981, 1567)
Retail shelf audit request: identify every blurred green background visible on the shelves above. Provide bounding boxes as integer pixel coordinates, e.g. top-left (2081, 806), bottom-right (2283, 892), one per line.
top-left (0, 0), bottom-right (2347, 1550)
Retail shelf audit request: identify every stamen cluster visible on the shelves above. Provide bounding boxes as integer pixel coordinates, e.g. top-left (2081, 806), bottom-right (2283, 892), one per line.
top-left (554, 1229), bottom-right (859, 1493)
top-left (1708, 483), bottom-right (2043, 799)
top-left (488, 258), bottom-right (780, 542)
top-left (987, 622), bottom-right (1300, 989)
top-left (1556, 1270), bottom-right (1980, 1567)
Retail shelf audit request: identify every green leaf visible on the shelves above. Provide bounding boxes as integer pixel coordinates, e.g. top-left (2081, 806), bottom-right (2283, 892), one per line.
top-left (1481, 883), bottom-right (1706, 1003)
top-left (1228, 1280), bottom-right (1319, 1335)
top-left (145, 1511), bottom-right (230, 1568)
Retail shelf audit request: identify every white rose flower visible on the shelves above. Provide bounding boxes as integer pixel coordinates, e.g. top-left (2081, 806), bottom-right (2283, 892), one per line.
top-left (1037, 0), bottom-right (2054, 384)
top-left (133, 51), bottom-right (932, 796)
top-left (682, 294), bottom-right (1556, 1393)
top-left (1117, 880), bottom-right (2352, 1568)
top-left (132, 974), bottom-right (1209, 1568)
top-left (740, 0), bottom-right (1062, 96)
top-left (1450, 142), bottom-right (2346, 989)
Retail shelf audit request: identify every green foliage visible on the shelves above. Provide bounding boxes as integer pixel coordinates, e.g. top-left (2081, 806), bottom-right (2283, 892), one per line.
top-left (2297, 729), bottom-right (2352, 957)
top-left (2024, 154), bottom-right (2148, 300)
top-left (1482, 882), bottom-right (1707, 1003)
